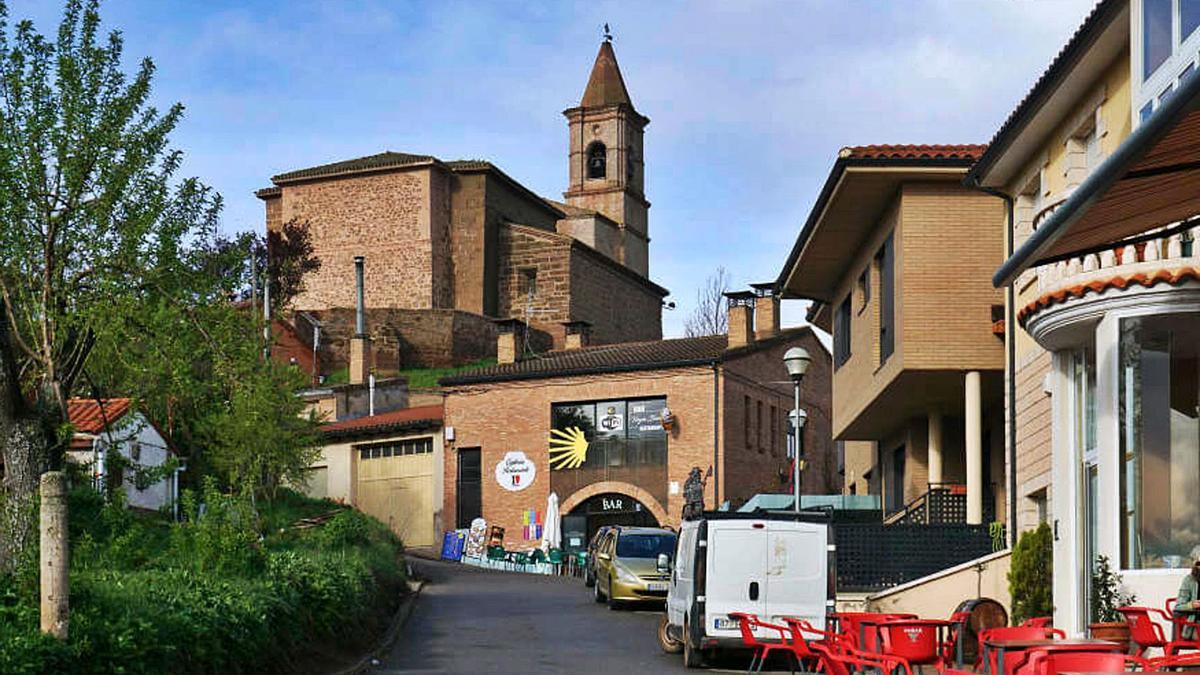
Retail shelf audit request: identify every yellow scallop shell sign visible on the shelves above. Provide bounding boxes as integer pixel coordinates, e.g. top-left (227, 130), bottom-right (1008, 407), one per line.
top-left (549, 427), bottom-right (589, 470)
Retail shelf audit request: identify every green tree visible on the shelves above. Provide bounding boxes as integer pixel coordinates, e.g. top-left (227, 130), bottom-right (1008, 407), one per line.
top-left (1008, 521), bottom-right (1054, 625)
top-left (0, 0), bottom-right (226, 570)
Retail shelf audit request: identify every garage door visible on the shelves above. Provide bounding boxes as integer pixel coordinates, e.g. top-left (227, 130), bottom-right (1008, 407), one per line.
top-left (355, 438), bottom-right (435, 548)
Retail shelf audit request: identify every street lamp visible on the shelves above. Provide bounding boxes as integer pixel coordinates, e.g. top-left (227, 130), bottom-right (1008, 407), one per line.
top-left (783, 347), bottom-right (811, 512)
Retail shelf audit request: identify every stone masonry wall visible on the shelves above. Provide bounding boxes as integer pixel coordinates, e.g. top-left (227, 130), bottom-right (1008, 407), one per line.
top-left (304, 308), bottom-right (496, 372)
top-left (280, 167), bottom-right (439, 311)
top-left (568, 245), bottom-right (663, 345)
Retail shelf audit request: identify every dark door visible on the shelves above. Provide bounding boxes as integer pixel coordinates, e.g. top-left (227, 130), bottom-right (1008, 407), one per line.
top-left (886, 445), bottom-right (906, 514)
top-left (456, 447), bottom-right (481, 529)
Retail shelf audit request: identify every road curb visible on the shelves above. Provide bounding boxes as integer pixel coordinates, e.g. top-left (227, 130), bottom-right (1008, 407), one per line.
top-left (329, 577), bottom-right (426, 675)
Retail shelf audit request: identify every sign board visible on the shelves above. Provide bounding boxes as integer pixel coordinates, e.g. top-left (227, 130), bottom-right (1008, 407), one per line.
top-left (495, 451), bottom-right (536, 491)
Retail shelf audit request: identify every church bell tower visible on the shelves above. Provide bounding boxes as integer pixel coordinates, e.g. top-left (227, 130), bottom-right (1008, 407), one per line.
top-left (563, 33), bottom-right (651, 277)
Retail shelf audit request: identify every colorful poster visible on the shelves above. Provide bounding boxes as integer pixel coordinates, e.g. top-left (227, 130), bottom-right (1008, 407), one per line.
top-left (464, 517), bottom-right (488, 558)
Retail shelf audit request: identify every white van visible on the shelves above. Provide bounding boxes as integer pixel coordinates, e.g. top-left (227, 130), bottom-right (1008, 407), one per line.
top-left (658, 510), bottom-right (834, 668)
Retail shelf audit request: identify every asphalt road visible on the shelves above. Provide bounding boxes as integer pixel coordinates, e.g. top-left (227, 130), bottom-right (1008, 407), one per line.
top-left (373, 558), bottom-right (786, 674)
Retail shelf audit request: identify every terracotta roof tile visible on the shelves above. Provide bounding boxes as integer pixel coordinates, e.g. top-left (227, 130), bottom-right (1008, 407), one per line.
top-left (839, 144), bottom-right (987, 161)
top-left (581, 40), bottom-right (634, 109)
top-left (1019, 267), bottom-right (1200, 323)
top-left (67, 398), bottom-right (133, 434)
top-left (320, 405), bottom-right (444, 438)
top-left (272, 152), bottom-right (437, 184)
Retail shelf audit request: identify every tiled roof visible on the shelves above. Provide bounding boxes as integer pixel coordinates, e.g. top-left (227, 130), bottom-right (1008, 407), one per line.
top-left (441, 327), bottom-right (815, 385)
top-left (969, 0), bottom-right (1121, 183)
top-left (320, 405), bottom-right (444, 439)
top-left (1019, 267), bottom-right (1200, 323)
top-left (254, 186), bottom-right (281, 199)
top-left (544, 198), bottom-right (598, 218)
top-left (581, 40), bottom-right (634, 109)
top-left (67, 398), bottom-right (133, 434)
top-left (272, 152), bottom-right (437, 183)
top-left (839, 144), bottom-right (987, 161)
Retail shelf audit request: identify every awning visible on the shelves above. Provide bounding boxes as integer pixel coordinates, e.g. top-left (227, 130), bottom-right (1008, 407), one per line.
top-left (993, 68), bottom-right (1200, 287)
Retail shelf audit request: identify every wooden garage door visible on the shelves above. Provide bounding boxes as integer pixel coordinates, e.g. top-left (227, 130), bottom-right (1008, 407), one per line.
top-left (355, 438), bottom-right (435, 548)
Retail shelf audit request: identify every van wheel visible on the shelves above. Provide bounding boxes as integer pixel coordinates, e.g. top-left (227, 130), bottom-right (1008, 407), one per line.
top-left (683, 617), bottom-right (706, 669)
top-left (593, 576), bottom-right (606, 603)
top-left (658, 615), bottom-right (683, 654)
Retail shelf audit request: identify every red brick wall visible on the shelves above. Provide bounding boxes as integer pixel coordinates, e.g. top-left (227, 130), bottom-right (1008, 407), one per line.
top-left (443, 366), bottom-right (718, 540)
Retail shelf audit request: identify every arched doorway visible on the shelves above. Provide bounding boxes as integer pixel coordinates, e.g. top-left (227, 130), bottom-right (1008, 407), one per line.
top-left (561, 492), bottom-right (659, 554)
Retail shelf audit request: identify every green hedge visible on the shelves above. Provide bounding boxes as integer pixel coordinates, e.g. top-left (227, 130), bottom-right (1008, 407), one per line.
top-left (0, 485), bottom-right (405, 674)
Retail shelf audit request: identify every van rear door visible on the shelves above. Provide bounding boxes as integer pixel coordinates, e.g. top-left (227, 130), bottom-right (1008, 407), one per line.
top-left (703, 521), bottom-right (766, 639)
top-left (764, 521), bottom-right (828, 630)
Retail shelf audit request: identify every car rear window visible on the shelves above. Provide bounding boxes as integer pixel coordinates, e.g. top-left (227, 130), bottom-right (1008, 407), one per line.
top-left (616, 533), bottom-right (676, 558)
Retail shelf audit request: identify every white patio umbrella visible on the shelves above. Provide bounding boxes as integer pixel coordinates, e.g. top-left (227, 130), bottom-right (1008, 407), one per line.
top-left (541, 492), bottom-right (561, 553)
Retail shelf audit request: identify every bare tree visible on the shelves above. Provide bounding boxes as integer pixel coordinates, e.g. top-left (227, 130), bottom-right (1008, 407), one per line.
top-left (683, 267), bottom-right (732, 337)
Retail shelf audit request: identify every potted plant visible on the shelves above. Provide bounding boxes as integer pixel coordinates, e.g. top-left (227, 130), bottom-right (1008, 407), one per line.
top-left (1009, 522), bottom-right (1054, 625)
top-left (1090, 555), bottom-right (1135, 652)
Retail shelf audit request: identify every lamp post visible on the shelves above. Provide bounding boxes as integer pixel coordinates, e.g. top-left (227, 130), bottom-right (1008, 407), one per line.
top-left (783, 347), bottom-right (811, 512)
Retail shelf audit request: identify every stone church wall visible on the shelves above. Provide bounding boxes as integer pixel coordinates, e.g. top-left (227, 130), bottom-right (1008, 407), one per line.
top-left (304, 308), bottom-right (497, 372)
top-left (569, 246), bottom-right (663, 345)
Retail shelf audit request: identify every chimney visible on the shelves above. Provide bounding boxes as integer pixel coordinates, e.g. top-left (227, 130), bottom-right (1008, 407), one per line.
top-left (750, 282), bottom-right (781, 340)
top-left (495, 319), bottom-right (527, 365)
top-left (562, 320), bottom-right (592, 350)
top-left (349, 256), bottom-right (372, 385)
top-left (724, 290), bottom-right (756, 349)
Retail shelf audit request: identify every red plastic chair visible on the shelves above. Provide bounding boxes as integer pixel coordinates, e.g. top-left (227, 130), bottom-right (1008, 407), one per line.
top-left (1019, 617), bottom-right (1052, 628)
top-left (811, 642), bottom-right (913, 675)
top-left (1161, 597), bottom-right (1200, 653)
top-left (940, 610), bottom-right (972, 665)
top-left (729, 612), bottom-right (800, 674)
top-left (781, 618), bottom-right (838, 670)
top-left (1019, 650), bottom-right (1146, 675)
top-left (877, 619), bottom-right (948, 670)
top-left (1119, 605), bottom-right (1200, 657)
top-left (1150, 650), bottom-right (1200, 670)
top-left (976, 626), bottom-right (1065, 674)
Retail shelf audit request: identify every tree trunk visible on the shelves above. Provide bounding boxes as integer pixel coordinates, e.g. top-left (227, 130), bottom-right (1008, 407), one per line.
top-left (0, 317), bottom-right (51, 574)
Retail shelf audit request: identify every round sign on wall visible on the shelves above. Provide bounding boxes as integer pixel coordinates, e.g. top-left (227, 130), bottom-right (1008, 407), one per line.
top-left (495, 451), bottom-right (536, 491)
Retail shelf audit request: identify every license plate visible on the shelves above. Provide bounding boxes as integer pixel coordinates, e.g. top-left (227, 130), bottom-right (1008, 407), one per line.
top-left (646, 582), bottom-right (668, 592)
top-left (714, 617), bottom-right (739, 630)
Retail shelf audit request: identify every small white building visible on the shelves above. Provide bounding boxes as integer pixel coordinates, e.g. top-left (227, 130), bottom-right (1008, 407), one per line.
top-left (66, 398), bottom-right (181, 512)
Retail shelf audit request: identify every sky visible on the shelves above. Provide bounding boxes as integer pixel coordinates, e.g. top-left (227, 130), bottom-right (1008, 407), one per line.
top-left (8, 0), bottom-right (1097, 337)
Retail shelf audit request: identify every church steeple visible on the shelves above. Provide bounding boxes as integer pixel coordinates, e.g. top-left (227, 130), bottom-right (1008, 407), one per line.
top-left (563, 34), bottom-right (651, 277)
top-left (580, 40), bottom-right (634, 110)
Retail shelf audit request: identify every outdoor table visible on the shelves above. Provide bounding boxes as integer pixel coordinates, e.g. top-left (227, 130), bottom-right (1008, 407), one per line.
top-left (871, 618), bottom-right (955, 668)
top-left (982, 638), bottom-right (1118, 675)
top-left (849, 613), bottom-right (917, 652)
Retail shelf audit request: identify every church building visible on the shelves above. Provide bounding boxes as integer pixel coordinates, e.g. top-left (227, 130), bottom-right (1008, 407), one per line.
top-left (257, 38), bottom-right (667, 374)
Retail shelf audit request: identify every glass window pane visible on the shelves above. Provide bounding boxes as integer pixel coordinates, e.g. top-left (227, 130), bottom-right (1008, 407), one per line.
top-left (1144, 0), bottom-right (1173, 79)
top-left (1120, 314), bottom-right (1200, 569)
top-left (1141, 101), bottom-right (1156, 123)
top-left (1184, 0), bottom-right (1200, 42)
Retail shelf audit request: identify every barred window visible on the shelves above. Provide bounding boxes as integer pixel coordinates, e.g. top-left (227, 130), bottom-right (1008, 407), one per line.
top-left (358, 437), bottom-right (434, 460)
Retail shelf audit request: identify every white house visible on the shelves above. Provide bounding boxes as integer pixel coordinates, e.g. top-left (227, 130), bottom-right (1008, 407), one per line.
top-left (66, 398), bottom-right (181, 513)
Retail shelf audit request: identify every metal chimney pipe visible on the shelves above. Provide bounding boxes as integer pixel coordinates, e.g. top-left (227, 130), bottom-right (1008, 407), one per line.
top-left (354, 256), bottom-right (366, 336)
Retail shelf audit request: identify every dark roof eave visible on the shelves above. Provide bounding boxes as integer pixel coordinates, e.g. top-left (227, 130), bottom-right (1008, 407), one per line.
top-left (967, 0), bottom-right (1123, 187)
top-left (993, 67), bottom-right (1200, 287)
top-left (453, 163), bottom-right (566, 220)
top-left (441, 356), bottom-right (719, 386)
top-left (775, 154), bottom-right (976, 297)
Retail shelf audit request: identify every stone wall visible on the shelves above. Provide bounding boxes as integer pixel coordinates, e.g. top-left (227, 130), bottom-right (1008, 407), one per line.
top-left (569, 244), bottom-right (663, 345)
top-left (303, 308), bottom-right (497, 371)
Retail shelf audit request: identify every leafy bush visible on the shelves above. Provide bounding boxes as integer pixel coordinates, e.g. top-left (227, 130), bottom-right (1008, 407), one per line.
top-left (1008, 521), bottom-right (1054, 625)
top-left (0, 488), bottom-right (405, 674)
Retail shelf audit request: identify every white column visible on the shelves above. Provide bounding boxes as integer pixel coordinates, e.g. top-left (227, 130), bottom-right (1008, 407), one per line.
top-left (927, 411), bottom-right (944, 485)
top-left (966, 371), bottom-right (983, 525)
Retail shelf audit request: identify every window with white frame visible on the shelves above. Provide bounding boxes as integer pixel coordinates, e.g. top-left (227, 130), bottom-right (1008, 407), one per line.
top-left (1135, 0), bottom-right (1200, 124)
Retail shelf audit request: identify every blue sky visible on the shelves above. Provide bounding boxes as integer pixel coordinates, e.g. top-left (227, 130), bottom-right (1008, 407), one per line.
top-left (10, 0), bottom-right (1095, 337)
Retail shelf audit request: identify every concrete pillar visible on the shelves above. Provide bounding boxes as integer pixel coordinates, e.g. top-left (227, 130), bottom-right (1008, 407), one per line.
top-left (40, 471), bottom-right (69, 640)
top-left (965, 371), bottom-right (983, 525)
top-left (927, 411), bottom-right (943, 485)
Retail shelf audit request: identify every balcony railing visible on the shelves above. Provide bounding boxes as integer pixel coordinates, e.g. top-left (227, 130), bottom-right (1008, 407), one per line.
top-left (884, 482), bottom-right (996, 526)
top-left (1035, 222), bottom-right (1199, 295)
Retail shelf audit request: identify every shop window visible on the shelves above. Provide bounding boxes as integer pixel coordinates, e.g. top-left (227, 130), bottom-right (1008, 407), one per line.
top-left (549, 397), bottom-right (667, 492)
top-left (1119, 313), bottom-right (1200, 569)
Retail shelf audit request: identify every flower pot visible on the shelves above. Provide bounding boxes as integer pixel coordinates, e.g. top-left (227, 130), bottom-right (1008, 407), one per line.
top-left (1089, 621), bottom-right (1131, 654)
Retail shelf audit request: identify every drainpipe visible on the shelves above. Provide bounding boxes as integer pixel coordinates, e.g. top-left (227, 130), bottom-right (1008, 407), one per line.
top-left (712, 362), bottom-right (720, 507)
top-left (973, 183), bottom-right (1017, 546)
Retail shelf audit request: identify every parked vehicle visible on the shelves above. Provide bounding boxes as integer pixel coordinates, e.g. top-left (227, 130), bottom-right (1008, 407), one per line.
top-left (583, 525), bottom-right (614, 588)
top-left (659, 510), bottom-right (834, 668)
top-left (592, 526), bottom-right (677, 609)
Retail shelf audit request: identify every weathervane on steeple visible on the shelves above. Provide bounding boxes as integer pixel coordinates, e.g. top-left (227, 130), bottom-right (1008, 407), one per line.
top-left (603, 23), bottom-right (612, 42)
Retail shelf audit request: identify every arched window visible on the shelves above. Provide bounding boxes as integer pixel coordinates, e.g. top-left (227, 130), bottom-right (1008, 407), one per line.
top-left (587, 142), bottom-right (607, 179)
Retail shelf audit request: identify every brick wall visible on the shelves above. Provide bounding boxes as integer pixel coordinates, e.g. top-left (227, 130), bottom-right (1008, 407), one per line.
top-left (497, 224), bottom-right (573, 340)
top-left (280, 167), bottom-right (439, 312)
top-left (1014, 350), bottom-right (1053, 532)
top-left (442, 366), bottom-right (718, 541)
